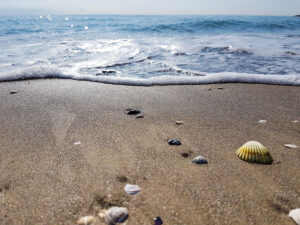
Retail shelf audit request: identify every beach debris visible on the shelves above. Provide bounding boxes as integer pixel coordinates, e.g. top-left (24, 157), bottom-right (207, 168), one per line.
top-left (258, 120), bottom-right (267, 124)
top-left (293, 120), bottom-right (299, 123)
top-left (96, 70), bottom-right (116, 76)
top-left (136, 115), bottom-right (144, 119)
top-left (175, 120), bottom-right (184, 125)
top-left (127, 109), bottom-right (141, 115)
top-left (217, 87), bottom-right (224, 90)
top-left (181, 152), bottom-right (190, 158)
top-left (154, 216), bottom-right (163, 225)
top-left (285, 51), bottom-right (297, 55)
top-left (9, 91), bottom-right (18, 94)
top-left (98, 210), bottom-right (106, 219)
top-left (168, 138), bottom-right (181, 145)
top-left (124, 184), bottom-right (141, 195)
top-left (174, 52), bottom-right (187, 56)
top-left (236, 141), bottom-right (273, 164)
top-left (77, 216), bottom-right (95, 225)
top-left (192, 156), bottom-right (208, 164)
top-left (284, 144), bottom-right (298, 149)
top-left (289, 208), bottom-right (300, 225)
top-left (116, 175), bottom-right (128, 183)
top-left (74, 141), bottom-right (81, 145)
top-left (105, 207), bottom-right (129, 225)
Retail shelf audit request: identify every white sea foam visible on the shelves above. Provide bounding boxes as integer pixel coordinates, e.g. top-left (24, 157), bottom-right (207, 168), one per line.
top-left (0, 65), bottom-right (299, 86)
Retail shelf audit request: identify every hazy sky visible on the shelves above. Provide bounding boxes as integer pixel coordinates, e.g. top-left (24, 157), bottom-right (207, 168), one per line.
top-left (1, 0), bottom-right (300, 15)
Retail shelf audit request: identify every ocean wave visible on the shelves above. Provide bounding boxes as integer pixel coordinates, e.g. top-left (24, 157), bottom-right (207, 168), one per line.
top-left (0, 65), bottom-right (299, 86)
top-left (94, 56), bottom-right (156, 69)
top-left (122, 19), bottom-right (300, 33)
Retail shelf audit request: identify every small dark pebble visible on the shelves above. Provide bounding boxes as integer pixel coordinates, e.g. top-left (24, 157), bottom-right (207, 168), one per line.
top-left (168, 139), bottom-right (181, 145)
top-left (217, 87), bottom-right (223, 90)
top-left (181, 153), bottom-right (189, 158)
top-left (9, 91), bottom-right (18, 94)
top-left (0, 188), bottom-right (2, 192)
top-left (154, 216), bottom-right (163, 225)
top-left (135, 115), bottom-right (144, 119)
top-left (127, 109), bottom-right (141, 115)
top-left (116, 175), bottom-right (128, 183)
top-left (208, 88), bottom-right (212, 91)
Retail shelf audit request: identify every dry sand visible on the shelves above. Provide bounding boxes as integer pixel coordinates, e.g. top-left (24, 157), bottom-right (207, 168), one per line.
top-left (0, 80), bottom-right (299, 225)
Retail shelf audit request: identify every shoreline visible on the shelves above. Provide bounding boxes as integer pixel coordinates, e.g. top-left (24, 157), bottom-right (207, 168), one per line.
top-left (1, 67), bottom-right (300, 86)
top-left (0, 80), bottom-right (299, 225)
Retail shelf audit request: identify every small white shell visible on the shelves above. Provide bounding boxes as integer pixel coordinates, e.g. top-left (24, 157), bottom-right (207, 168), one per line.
top-left (124, 184), bottom-right (140, 195)
top-left (105, 207), bottom-right (129, 225)
top-left (284, 144), bottom-right (298, 149)
top-left (77, 216), bottom-right (95, 225)
top-left (192, 156), bottom-right (208, 164)
top-left (74, 141), bottom-right (81, 145)
top-left (293, 120), bottom-right (299, 123)
top-left (289, 208), bottom-right (300, 225)
top-left (176, 121), bottom-right (184, 125)
top-left (258, 120), bottom-right (267, 124)
top-left (98, 210), bottom-right (107, 218)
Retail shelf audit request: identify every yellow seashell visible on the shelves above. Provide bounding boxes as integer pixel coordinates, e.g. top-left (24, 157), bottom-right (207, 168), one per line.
top-left (236, 141), bottom-right (273, 164)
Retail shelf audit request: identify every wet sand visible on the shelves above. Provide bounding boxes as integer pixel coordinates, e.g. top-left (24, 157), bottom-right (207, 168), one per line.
top-left (0, 80), bottom-right (299, 225)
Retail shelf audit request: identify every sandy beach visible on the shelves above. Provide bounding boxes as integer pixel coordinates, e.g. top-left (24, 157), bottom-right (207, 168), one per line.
top-left (0, 80), bottom-right (299, 225)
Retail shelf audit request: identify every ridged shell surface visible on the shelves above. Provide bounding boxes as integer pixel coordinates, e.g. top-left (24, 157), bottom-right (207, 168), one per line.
top-left (236, 141), bottom-right (273, 164)
top-left (105, 207), bottom-right (129, 225)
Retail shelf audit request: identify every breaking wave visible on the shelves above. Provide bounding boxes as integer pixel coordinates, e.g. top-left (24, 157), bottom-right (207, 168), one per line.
top-left (1, 65), bottom-right (299, 86)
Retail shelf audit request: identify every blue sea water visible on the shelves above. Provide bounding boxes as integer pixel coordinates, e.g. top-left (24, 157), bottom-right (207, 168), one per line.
top-left (0, 15), bottom-right (300, 85)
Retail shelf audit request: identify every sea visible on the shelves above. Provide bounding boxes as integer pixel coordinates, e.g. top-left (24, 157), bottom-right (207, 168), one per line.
top-left (0, 15), bottom-right (300, 85)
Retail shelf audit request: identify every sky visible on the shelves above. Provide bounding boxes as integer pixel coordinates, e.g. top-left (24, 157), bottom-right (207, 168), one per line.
top-left (0, 0), bottom-right (299, 15)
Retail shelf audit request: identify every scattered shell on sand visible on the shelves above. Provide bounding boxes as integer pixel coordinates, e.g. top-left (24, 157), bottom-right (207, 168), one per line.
top-left (127, 109), bottom-right (141, 115)
top-left (154, 216), bottom-right (163, 225)
top-left (124, 184), bottom-right (141, 195)
top-left (74, 141), bottom-right (81, 145)
top-left (293, 120), bottom-right (299, 123)
top-left (192, 156), bottom-right (208, 164)
top-left (77, 216), bottom-right (95, 225)
top-left (168, 138), bottom-right (181, 145)
top-left (236, 141), bottom-right (273, 164)
top-left (105, 207), bottom-right (129, 225)
top-left (284, 144), bottom-right (298, 149)
top-left (175, 121), bottom-right (184, 125)
top-left (289, 208), bottom-right (300, 225)
top-left (258, 120), bottom-right (267, 124)
top-left (98, 210), bottom-right (107, 219)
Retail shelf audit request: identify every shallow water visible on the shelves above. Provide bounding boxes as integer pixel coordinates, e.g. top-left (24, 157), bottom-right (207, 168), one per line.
top-left (0, 15), bottom-right (299, 85)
